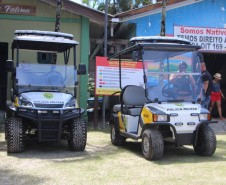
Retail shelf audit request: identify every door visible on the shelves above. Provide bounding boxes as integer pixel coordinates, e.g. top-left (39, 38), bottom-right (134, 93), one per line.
top-left (0, 43), bottom-right (8, 110)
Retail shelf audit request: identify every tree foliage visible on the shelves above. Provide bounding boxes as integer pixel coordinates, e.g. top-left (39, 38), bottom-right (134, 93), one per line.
top-left (82, 0), bottom-right (153, 15)
top-left (82, 0), bottom-right (98, 9)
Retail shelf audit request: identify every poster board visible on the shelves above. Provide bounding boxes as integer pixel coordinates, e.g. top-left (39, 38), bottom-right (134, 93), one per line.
top-left (95, 57), bottom-right (144, 95)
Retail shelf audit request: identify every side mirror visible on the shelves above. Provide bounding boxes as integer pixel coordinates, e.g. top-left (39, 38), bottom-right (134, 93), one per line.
top-left (11, 88), bottom-right (15, 102)
top-left (132, 51), bottom-right (141, 61)
top-left (5, 60), bottom-right (14, 72)
top-left (77, 64), bottom-right (86, 75)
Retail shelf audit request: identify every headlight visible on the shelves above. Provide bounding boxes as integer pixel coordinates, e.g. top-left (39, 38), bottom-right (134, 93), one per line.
top-left (199, 113), bottom-right (211, 121)
top-left (65, 97), bottom-right (77, 108)
top-left (154, 114), bottom-right (168, 122)
top-left (18, 95), bottom-right (33, 108)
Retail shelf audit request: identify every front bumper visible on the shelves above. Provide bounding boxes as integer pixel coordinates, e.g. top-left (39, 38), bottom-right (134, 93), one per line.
top-left (9, 106), bottom-right (85, 141)
top-left (143, 120), bottom-right (218, 146)
top-left (16, 107), bottom-right (85, 122)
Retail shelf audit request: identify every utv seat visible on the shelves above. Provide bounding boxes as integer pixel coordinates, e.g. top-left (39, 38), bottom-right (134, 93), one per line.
top-left (113, 85), bottom-right (150, 116)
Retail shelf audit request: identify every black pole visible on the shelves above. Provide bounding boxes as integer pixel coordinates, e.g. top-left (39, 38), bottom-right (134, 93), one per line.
top-left (160, 0), bottom-right (166, 36)
top-left (52, 0), bottom-right (62, 64)
top-left (102, 0), bottom-right (108, 129)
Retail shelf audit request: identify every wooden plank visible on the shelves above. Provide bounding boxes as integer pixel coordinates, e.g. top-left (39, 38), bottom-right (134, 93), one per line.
top-left (0, 3), bottom-right (36, 16)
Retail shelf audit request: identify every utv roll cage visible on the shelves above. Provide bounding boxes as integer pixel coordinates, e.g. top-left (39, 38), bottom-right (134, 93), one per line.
top-left (108, 36), bottom-right (201, 91)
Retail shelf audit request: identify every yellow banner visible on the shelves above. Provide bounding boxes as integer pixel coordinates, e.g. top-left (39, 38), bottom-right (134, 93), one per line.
top-left (96, 88), bottom-right (121, 96)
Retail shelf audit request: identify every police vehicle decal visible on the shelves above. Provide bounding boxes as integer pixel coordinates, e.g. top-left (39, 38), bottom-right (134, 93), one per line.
top-left (43, 93), bottom-right (54, 99)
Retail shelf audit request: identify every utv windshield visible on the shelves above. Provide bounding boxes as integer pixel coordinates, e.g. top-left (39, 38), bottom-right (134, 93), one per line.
top-left (143, 50), bottom-right (205, 102)
top-left (16, 64), bottom-right (76, 95)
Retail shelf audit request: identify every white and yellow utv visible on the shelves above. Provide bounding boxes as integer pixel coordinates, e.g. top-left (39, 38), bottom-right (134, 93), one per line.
top-left (5, 30), bottom-right (87, 153)
top-left (108, 36), bottom-right (217, 160)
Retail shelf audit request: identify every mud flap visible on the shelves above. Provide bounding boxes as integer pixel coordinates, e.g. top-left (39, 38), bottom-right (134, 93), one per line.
top-left (109, 114), bottom-right (120, 132)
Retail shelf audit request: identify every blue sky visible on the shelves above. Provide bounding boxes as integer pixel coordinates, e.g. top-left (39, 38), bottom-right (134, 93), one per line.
top-left (70, 0), bottom-right (82, 4)
top-left (69, 0), bottom-right (100, 9)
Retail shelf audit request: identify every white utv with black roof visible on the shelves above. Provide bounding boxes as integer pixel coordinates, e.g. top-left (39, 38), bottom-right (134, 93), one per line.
top-left (5, 30), bottom-right (87, 153)
top-left (108, 36), bottom-right (217, 160)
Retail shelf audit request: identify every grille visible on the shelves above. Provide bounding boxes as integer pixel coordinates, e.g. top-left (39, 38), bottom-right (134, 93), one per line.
top-left (34, 103), bottom-right (64, 108)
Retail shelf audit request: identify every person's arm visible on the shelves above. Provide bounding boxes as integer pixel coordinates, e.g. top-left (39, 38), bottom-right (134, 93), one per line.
top-left (220, 89), bottom-right (225, 99)
top-left (203, 80), bottom-right (209, 93)
top-left (198, 80), bottom-right (208, 99)
top-left (189, 75), bottom-right (195, 85)
top-left (189, 75), bottom-right (196, 97)
top-left (170, 72), bottom-right (183, 83)
top-left (169, 74), bottom-right (179, 83)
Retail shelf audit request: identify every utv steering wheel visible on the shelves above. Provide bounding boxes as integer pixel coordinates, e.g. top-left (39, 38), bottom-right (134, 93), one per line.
top-left (44, 70), bottom-right (64, 85)
top-left (162, 82), bottom-right (181, 98)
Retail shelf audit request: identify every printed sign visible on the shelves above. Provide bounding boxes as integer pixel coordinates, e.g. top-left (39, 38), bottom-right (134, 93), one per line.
top-left (174, 25), bottom-right (226, 52)
top-left (95, 57), bottom-right (144, 95)
top-left (0, 4), bottom-right (36, 16)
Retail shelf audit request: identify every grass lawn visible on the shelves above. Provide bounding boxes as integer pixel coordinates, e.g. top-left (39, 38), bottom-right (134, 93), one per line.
top-left (0, 124), bottom-right (226, 185)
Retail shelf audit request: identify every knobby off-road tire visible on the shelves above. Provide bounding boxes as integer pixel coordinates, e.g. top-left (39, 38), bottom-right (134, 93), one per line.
top-left (110, 124), bottom-right (126, 146)
top-left (142, 128), bottom-right (164, 160)
top-left (5, 109), bottom-right (13, 141)
top-left (194, 125), bottom-right (216, 156)
top-left (7, 117), bottom-right (25, 153)
top-left (68, 118), bottom-right (87, 151)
